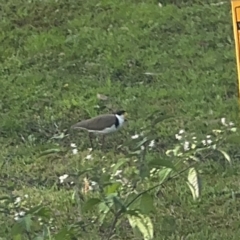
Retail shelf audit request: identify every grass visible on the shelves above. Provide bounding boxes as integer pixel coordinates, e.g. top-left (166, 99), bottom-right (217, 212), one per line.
top-left (1, 0), bottom-right (240, 239)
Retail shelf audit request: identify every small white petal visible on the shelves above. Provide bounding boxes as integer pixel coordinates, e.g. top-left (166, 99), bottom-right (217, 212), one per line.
top-left (141, 146), bottom-right (145, 150)
top-left (114, 170), bottom-right (122, 176)
top-left (202, 140), bottom-right (206, 146)
top-left (14, 197), bottom-right (21, 204)
top-left (148, 140), bottom-right (155, 148)
top-left (230, 127), bottom-right (237, 132)
top-left (179, 129), bottom-right (185, 134)
top-left (229, 122), bottom-right (234, 126)
top-left (85, 154), bottom-right (93, 160)
top-left (91, 181), bottom-right (97, 186)
top-left (70, 143), bottom-right (77, 148)
top-left (24, 194), bottom-right (29, 198)
top-left (206, 135), bottom-right (211, 139)
top-left (14, 216), bottom-right (19, 221)
top-left (221, 118), bottom-right (228, 126)
top-left (192, 136), bottom-right (197, 140)
top-left (72, 149), bottom-right (78, 155)
top-left (19, 211), bottom-right (25, 216)
top-left (207, 139), bottom-right (212, 145)
top-left (131, 134), bottom-right (139, 139)
top-left (191, 143), bottom-right (196, 149)
top-left (59, 174), bottom-right (68, 183)
top-left (183, 141), bottom-right (190, 151)
top-left (175, 134), bottom-right (182, 140)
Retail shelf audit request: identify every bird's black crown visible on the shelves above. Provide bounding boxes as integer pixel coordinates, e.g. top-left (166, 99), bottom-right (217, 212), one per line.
top-left (115, 110), bottom-right (126, 115)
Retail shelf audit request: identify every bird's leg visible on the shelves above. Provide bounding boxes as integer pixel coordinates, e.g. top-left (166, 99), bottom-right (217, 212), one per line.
top-left (88, 133), bottom-right (94, 149)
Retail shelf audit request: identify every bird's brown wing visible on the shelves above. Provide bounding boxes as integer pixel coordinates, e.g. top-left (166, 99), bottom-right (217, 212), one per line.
top-left (72, 114), bottom-right (116, 131)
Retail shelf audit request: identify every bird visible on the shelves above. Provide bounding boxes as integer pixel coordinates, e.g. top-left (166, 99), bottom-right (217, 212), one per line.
top-left (71, 110), bottom-right (127, 149)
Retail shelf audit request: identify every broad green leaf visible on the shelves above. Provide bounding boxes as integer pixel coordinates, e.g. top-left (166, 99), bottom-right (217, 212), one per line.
top-left (13, 234), bottom-right (22, 240)
top-left (98, 201), bottom-right (111, 225)
top-left (127, 212), bottom-right (154, 240)
top-left (149, 157), bottom-right (175, 170)
top-left (125, 193), bottom-right (141, 210)
top-left (83, 198), bottom-right (101, 212)
top-left (113, 196), bottom-right (126, 212)
top-left (187, 168), bottom-right (201, 200)
top-left (139, 193), bottom-right (155, 214)
top-left (12, 215), bottom-right (32, 235)
top-left (158, 168), bottom-right (172, 184)
top-left (23, 215), bottom-right (32, 232)
top-left (104, 182), bottom-right (121, 195)
top-left (27, 205), bottom-right (50, 218)
top-left (12, 222), bottom-right (24, 236)
top-left (217, 149), bottom-right (232, 165)
top-left (112, 158), bottom-right (128, 173)
top-left (135, 137), bottom-right (148, 149)
top-left (54, 226), bottom-right (72, 240)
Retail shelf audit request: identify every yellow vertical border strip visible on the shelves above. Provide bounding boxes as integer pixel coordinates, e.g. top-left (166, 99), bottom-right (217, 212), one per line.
top-left (231, 0), bottom-right (240, 101)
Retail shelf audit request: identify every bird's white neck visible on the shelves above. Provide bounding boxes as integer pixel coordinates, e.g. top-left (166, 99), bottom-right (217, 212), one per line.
top-left (115, 114), bottom-right (125, 127)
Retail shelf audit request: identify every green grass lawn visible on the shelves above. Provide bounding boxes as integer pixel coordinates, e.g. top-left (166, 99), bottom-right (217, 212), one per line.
top-left (1, 0), bottom-right (240, 239)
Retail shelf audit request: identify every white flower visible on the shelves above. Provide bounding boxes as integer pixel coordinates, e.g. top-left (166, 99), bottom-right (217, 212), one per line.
top-left (89, 181), bottom-right (98, 191)
top-left (191, 143), bottom-right (196, 149)
top-left (175, 134), bottom-right (182, 140)
top-left (148, 140), bottom-right (155, 148)
top-left (14, 213), bottom-right (19, 221)
top-left (183, 141), bottom-right (190, 151)
top-left (206, 135), bottom-right (211, 139)
top-left (85, 154), bottom-right (93, 160)
top-left (202, 140), bottom-right (206, 146)
top-left (59, 174), bottom-right (68, 183)
top-left (207, 139), bottom-right (212, 145)
top-left (221, 118), bottom-right (228, 126)
top-left (72, 148), bottom-right (78, 155)
top-left (19, 211), bottom-right (25, 216)
top-left (24, 194), bottom-right (29, 198)
top-left (192, 136), bottom-right (197, 140)
top-left (212, 129), bottom-right (222, 134)
top-left (179, 129), bottom-right (185, 134)
top-left (70, 143), bottom-right (77, 148)
top-left (131, 134), bottom-right (139, 139)
top-left (14, 197), bottom-right (21, 204)
top-left (141, 146), bottom-right (145, 150)
top-left (231, 127), bottom-right (237, 132)
top-left (114, 170), bottom-right (122, 177)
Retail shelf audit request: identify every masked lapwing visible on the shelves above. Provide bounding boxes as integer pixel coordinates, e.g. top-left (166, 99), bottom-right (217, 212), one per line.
top-left (71, 110), bottom-right (127, 148)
